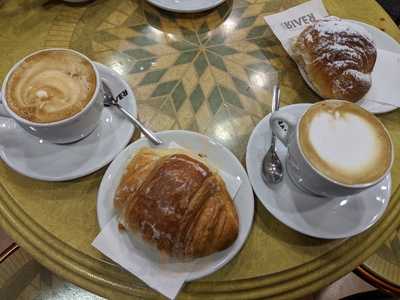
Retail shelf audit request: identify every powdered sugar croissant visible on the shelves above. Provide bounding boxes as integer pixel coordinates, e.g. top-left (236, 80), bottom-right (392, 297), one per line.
top-left (114, 147), bottom-right (239, 258)
top-left (293, 16), bottom-right (377, 102)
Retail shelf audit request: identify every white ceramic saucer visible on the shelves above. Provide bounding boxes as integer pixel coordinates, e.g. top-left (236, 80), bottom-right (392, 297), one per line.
top-left (0, 63), bottom-right (136, 181)
top-left (298, 20), bottom-right (399, 114)
top-left (97, 130), bottom-right (254, 280)
top-left (146, 0), bottom-right (225, 13)
top-left (246, 104), bottom-right (391, 239)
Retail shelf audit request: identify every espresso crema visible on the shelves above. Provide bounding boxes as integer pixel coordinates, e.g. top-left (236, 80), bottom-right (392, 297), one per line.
top-left (5, 50), bottom-right (96, 123)
top-left (299, 100), bottom-right (392, 185)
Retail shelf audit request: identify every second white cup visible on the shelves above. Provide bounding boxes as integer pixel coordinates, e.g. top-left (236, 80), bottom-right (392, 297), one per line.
top-left (270, 100), bottom-right (393, 197)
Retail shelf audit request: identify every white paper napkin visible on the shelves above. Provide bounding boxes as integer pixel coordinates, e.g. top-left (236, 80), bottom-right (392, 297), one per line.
top-left (264, 0), bottom-right (400, 108)
top-left (92, 142), bottom-right (242, 299)
top-left (363, 49), bottom-right (400, 107)
top-left (264, 0), bottom-right (328, 55)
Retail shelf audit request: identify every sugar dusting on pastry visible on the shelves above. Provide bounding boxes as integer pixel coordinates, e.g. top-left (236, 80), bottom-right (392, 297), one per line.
top-left (293, 16), bottom-right (377, 102)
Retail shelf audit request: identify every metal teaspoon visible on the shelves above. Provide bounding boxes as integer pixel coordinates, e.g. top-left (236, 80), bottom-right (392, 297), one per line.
top-left (261, 84), bottom-right (283, 185)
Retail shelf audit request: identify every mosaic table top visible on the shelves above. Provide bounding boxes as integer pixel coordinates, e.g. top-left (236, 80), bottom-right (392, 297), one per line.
top-left (0, 0), bottom-right (400, 299)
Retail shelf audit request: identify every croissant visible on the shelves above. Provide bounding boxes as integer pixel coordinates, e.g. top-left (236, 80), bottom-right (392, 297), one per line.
top-left (293, 16), bottom-right (377, 102)
top-left (114, 147), bottom-right (239, 258)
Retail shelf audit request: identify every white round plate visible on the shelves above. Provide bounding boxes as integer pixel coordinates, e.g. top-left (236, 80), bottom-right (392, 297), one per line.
top-left (146, 0), bottom-right (225, 13)
top-left (297, 20), bottom-right (399, 114)
top-left (0, 63), bottom-right (136, 181)
top-left (97, 130), bottom-right (254, 281)
top-left (246, 104), bottom-right (391, 239)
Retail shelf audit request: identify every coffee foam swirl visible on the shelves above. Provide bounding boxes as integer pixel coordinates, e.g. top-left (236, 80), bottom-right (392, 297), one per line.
top-left (299, 101), bottom-right (392, 185)
top-left (6, 50), bottom-right (96, 123)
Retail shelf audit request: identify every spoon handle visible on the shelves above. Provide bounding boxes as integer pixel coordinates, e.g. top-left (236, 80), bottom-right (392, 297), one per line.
top-left (272, 84), bottom-right (280, 113)
top-left (270, 84), bottom-right (280, 152)
top-left (117, 104), bottom-right (163, 145)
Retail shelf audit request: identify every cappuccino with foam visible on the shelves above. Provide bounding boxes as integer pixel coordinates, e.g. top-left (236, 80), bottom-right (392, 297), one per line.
top-left (5, 49), bottom-right (96, 123)
top-left (299, 100), bottom-right (392, 185)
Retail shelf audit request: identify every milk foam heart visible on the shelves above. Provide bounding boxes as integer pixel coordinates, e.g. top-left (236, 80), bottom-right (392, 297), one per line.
top-left (299, 100), bottom-right (392, 185)
top-left (5, 49), bottom-right (96, 123)
top-left (308, 112), bottom-right (379, 173)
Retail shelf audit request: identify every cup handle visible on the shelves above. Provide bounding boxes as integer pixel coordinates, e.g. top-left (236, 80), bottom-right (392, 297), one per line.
top-left (269, 110), bottom-right (298, 146)
top-left (0, 91), bottom-right (11, 118)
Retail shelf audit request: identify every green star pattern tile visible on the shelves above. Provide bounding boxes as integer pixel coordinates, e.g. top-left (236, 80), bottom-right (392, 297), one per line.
top-left (46, 0), bottom-right (319, 160)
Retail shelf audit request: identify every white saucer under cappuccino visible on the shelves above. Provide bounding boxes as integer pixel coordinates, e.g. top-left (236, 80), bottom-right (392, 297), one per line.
top-left (246, 103), bottom-right (392, 239)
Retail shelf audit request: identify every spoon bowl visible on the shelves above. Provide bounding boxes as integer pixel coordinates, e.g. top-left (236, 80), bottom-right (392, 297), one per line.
top-left (261, 84), bottom-right (283, 185)
top-left (262, 139), bottom-right (283, 184)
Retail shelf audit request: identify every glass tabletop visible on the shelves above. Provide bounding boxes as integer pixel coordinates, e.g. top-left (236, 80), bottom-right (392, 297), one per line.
top-left (0, 0), bottom-right (400, 299)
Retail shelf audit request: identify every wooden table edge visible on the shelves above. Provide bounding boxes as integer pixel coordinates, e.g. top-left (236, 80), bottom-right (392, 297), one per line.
top-left (355, 265), bottom-right (400, 296)
top-left (1, 181), bottom-right (400, 299)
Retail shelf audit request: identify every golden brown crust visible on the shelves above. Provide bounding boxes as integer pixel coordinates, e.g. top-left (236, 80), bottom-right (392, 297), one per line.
top-left (114, 148), bottom-right (239, 258)
top-left (114, 148), bottom-right (163, 212)
top-left (293, 17), bottom-right (377, 102)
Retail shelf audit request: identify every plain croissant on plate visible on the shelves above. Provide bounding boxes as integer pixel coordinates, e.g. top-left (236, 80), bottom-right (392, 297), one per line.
top-left (114, 147), bottom-right (239, 258)
top-left (293, 16), bottom-right (377, 102)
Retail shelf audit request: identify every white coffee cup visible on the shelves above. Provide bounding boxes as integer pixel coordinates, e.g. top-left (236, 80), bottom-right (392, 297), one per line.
top-left (270, 100), bottom-right (394, 197)
top-left (0, 48), bottom-right (103, 144)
